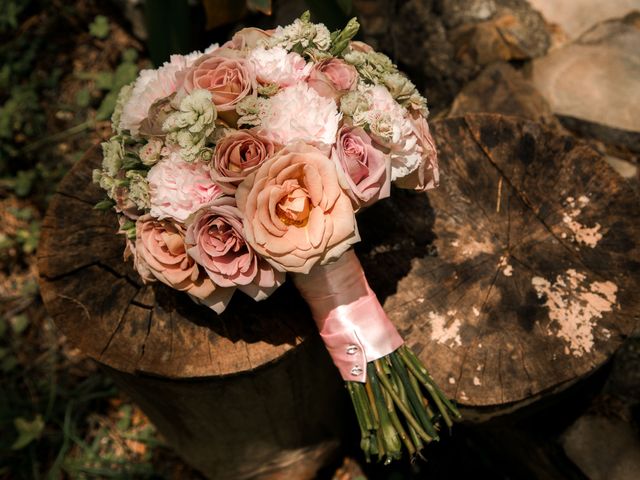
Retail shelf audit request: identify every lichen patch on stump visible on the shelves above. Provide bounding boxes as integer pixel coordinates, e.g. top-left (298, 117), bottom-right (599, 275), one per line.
top-left (531, 269), bottom-right (618, 357)
top-left (562, 195), bottom-right (603, 248)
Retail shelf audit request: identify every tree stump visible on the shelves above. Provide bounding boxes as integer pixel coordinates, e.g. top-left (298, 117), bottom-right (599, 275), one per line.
top-left (38, 113), bottom-right (639, 476)
top-left (356, 113), bottom-right (639, 418)
top-left (37, 146), bottom-right (348, 480)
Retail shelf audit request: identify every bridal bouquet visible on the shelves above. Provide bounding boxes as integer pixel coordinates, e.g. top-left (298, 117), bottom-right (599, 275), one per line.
top-left (93, 12), bottom-right (459, 463)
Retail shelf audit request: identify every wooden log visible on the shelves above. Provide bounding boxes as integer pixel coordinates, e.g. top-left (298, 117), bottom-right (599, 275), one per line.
top-left (355, 113), bottom-right (639, 418)
top-left (38, 114), bottom-right (639, 475)
top-left (36, 145), bottom-right (348, 479)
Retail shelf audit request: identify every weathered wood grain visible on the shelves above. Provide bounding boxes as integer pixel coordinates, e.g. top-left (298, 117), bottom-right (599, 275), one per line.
top-left (357, 114), bottom-right (639, 411)
top-left (37, 114), bottom-right (639, 477)
top-left (38, 145), bottom-right (316, 377)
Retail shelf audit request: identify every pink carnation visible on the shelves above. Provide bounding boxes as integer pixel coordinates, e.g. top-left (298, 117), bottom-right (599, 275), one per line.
top-left (248, 46), bottom-right (311, 87)
top-left (120, 47), bottom-right (217, 135)
top-left (147, 151), bottom-right (222, 222)
top-left (260, 83), bottom-right (342, 147)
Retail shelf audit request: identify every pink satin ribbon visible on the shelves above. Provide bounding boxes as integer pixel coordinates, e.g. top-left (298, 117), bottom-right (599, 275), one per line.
top-left (292, 250), bottom-right (404, 382)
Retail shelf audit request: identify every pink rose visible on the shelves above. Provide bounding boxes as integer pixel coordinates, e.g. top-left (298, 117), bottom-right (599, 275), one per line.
top-left (308, 58), bottom-right (358, 100)
top-left (223, 27), bottom-right (273, 51)
top-left (236, 142), bottom-right (360, 274)
top-left (180, 49), bottom-right (255, 116)
top-left (394, 115), bottom-right (439, 191)
top-left (331, 126), bottom-right (390, 208)
top-left (210, 129), bottom-right (279, 193)
top-left (185, 197), bottom-right (284, 301)
top-left (148, 152), bottom-right (223, 223)
top-left (349, 40), bottom-right (375, 53)
top-left (135, 215), bottom-right (232, 312)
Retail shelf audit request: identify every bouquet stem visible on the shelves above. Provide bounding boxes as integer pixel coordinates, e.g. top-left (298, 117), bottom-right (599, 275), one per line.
top-left (347, 346), bottom-right (461, 462)
top-left (293, 251), bottom-right (461, 462)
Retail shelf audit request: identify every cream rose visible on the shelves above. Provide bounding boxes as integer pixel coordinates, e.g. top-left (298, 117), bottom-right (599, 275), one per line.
top-left (210, 129), bottom-right (278, 193)
top-left (236, 142), bottom-right (360, 274)
top-left (134, 215), bottom-right (233, 312)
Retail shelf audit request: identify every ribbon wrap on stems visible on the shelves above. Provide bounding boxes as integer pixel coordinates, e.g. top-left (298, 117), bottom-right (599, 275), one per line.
top-left (292, 250), bottom-right (403, 382)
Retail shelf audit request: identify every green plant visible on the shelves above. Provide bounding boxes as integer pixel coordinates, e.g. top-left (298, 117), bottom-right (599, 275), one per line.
top-left (89, 14), bottom-right (110, 39)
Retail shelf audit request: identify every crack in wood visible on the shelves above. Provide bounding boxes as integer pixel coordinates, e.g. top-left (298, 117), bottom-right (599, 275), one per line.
top-left (55, 189), bottom-right (98, 206)
top-left (463, 117), bottom-right (602, 279)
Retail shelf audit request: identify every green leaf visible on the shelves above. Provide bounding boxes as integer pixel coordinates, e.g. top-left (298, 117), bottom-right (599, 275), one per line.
top-left (75, 88), bottom-right (91, 108)
top-left (95, 90), bottom-right (118, 121)
top-left (95, 72), bottom-right (114, 91)
top-left (13, 170), bottom-right (37, 197)
top-left (94, 199), bottom-right (115, 211)
top-left (2, 355), bottom-right (18, 372)
top-left (122, 48), bottom-right (139, 64)
top-left (336, 0), bottom-right (353, 15)
top-left (89, 15), bottom-right (110, 39)
top-left (10, 314), bottom-right (29, 334)
top-left (113, 62), bottom-right (138, 89)
top-left (116, 404), bottom-right (132, 430)
top-left (12, 415), bottom-right (45, 450)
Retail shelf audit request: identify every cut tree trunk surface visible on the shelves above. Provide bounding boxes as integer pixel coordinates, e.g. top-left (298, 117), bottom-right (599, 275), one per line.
top-left (37, 148), bottom-right (316, 377)
top-left (38, 114), bottom-right (639, 473)
top-left (358, 113), bottom-right (639, 411)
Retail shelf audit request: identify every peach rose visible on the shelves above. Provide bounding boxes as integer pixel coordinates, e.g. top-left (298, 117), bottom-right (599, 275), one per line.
top-left (210, 129), bottom-right (278, 193)
top-left (394, 115), bottom-right (439, 191)
top-left (236, 142), bottom-right (360, 274)
top-left (135, 215), bottom-right (233, 312)
top-left (331, 126), bottom-right (390, 208)
top-left (308, 58), bottom-right (358, 100)
top-left (180, 49), bottom-right (255, 114)
top-left (185, 197), bottom-right (284, 301)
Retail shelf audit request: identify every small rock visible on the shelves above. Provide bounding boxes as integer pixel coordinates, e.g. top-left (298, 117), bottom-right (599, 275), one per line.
top-left (527, 0), bottom-right (640, 40)
top-left (562, 415), bottom-right (640, 480)
top-left (605, 156), bottom-right (638, 179)
top-left (449, 62), bottom-right (561, 128)
top-left (353, 0), bottom-right (551, 109)
top-left (530, 14), bottom-right (640, 146)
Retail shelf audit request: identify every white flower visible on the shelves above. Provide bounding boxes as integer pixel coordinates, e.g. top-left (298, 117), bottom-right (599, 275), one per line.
top-left (101, 139), bottom-right (124, 176)
top-left (119, 45), bottom-right (218, 136)
top-left (147, 150), bottom-right (222, 222)
top-left (163, 89), bottom-right (217, 162)
top-left (247, 46), bottom-right (311, 87)
top-left (269, 19), bottom-right (331, 51)
top-left (260, 83), bottom-right (342, 146)
top-left (359, 85), bottom-right (421, 180)
top-left (126, 170), bottom-right (150, 210)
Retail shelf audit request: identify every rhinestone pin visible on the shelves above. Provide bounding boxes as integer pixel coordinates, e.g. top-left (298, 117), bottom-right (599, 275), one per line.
top-left (350, 365), bottom-right (363, 376)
